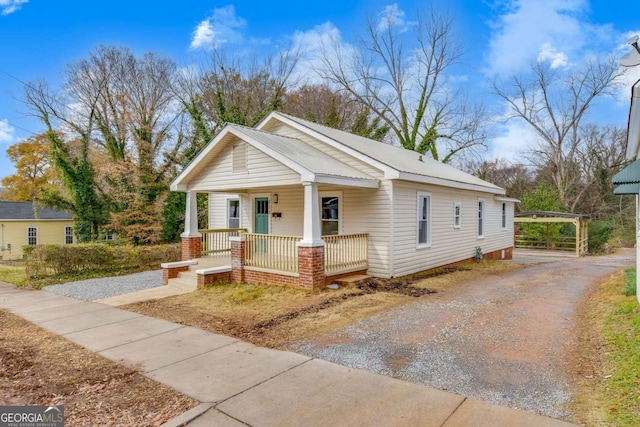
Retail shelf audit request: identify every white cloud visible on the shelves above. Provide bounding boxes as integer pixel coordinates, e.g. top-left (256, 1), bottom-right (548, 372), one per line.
top-left (486, 0), bottom-right (593, 76)
top-left (486, 117), bottom-right (541, 164)
top-left (0, 0), bottom-right (28, 15)
top-left (537, 43), bottom-right (568, 69)
top-left (377, 3), bottom-right (408, 32)
top-left (0, 119), bottom-right (15, 143)
top-left (190, 5), bottom-right (247, 50)
top-left (290, 22), bottom-right (350, 86)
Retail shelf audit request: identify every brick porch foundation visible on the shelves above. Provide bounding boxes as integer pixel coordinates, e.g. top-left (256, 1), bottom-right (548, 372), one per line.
top-left (181, 236), bottom-right (201, 261)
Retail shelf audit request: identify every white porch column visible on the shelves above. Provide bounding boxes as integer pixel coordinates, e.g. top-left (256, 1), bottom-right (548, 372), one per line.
top-left (300, 181), bottom-right (324, 246)
top-left (181, 191), bottom-right (201, 238)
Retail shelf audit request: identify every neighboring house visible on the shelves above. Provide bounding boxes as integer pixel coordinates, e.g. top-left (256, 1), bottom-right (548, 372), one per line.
top-left (613, 77), bottom-right (640, 304)
top-left (0, 201), bottom-right (74, 260)
top-left (169, 112), bottom-right (518, 290)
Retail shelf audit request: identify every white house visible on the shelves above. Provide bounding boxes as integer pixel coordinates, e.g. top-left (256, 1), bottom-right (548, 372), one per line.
top-left (168, 112), bottom-right (517, 290)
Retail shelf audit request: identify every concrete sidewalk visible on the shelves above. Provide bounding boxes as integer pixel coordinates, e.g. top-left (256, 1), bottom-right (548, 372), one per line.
top-left (0, 282), bottom-right (577, 427)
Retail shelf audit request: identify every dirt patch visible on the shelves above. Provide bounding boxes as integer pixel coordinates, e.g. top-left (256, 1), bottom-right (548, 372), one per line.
top-left (0, 309), bottom-right (196, 426)
top-left (124, 261), bottom-right (520, 349)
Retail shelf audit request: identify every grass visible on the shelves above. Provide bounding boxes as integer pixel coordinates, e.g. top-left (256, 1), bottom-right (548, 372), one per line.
top-left (623, 268), bottom-right (637, 296)
top-left (569, 269), bottom-right (640, 426)
top-left (0, 263), bottom-right (26, 286)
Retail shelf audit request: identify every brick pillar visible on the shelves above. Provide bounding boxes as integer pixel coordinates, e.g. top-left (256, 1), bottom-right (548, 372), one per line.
top-left (297, 244), bottom-right (325, 291)
top-left (230, 236), bottom-right (246, 283)
top-left (181, 236), bottom-right (201, 261)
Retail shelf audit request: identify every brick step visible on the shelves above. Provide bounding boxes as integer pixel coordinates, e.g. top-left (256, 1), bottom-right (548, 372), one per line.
top-left (332, 274), bottom-right (371, 287)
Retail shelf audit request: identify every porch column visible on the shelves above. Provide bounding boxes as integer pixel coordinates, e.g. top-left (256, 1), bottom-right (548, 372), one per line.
top-left (181, 191), bottom-right (202, 260)
top-left (297, 181), bottom-right (325, 290)
top-left (300, 182), bottom-right (323, 246)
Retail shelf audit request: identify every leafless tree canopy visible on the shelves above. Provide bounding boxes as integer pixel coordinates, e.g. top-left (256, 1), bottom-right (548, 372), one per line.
top-left (318, 7), bottom-right (487, 162)
top-left (492, 56), bottom-right (625, 212)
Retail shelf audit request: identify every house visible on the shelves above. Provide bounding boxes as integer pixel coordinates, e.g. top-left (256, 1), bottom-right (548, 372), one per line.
top-left (167, 112), bottom-right (517, 290)
top-left (0, 201), bottom-right (74, 260)
top-left (612, 77), bottom-right (640, 304)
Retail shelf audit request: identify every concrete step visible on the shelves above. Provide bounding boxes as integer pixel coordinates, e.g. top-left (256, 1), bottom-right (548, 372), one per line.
top-left (332, 274), bottom-right (371, 287)
top-left (168, 277), bottom-right (198, 289)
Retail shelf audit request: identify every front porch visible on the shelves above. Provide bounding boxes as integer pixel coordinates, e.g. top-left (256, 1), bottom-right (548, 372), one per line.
top-left (166, 228), bottom-right (369, 291)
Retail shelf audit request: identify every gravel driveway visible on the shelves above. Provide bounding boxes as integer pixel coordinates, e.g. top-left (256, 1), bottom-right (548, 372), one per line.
top-left (289, 249), bottom-right (635, 419)
top-left (44, 270), bottom-right (163, 301)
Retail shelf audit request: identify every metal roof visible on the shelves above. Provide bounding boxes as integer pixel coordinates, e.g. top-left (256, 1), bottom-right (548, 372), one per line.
top-left (613, 158), bottom-right (640, 184)
top-left (270, 113), bottom-right (505, 193)
top-left (613, 183), bottom-right (640, 195)
top-left (0, 201), bottom-right (72, 220)
top-left (229, 125), bottom-right (376, 181)
top-left (625, 79), bottom-right (640, 161)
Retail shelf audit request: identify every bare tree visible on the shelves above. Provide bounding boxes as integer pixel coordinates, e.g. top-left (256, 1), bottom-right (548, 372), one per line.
top-left (492, 56), bottom-right (624, 212)
top-left (318, 7), bottom-right (487, 162)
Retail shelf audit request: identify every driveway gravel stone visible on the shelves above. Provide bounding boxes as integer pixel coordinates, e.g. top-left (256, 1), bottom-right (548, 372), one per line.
top-left (44, 270), bottom-right (163, 301)
top-left (289, 249), bottom-right (635, 419)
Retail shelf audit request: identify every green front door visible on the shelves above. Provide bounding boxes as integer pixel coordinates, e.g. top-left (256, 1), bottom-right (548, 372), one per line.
top-left (254, 197), bottom-right (269, 234)
top-left (254, 197), bottom-right (269, 254)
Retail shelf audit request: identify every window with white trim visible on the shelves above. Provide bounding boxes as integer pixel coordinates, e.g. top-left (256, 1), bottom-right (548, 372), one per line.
top-left (321, 195), bottom-right (340, 235)
top-left (453, 202), bottom-right (462, 228)
top-left (417, 193), bottom-right (431, 247)
top-left (27, 226), bottom-right (37, 246)
top-left (64, 226), bottom-right (74, 244)
top-left (501, 203), bottom-right (507, 229)
top-left (228, 199), bottom-right (241, 229)
top-left (477, 199), bottom-right (485, 238)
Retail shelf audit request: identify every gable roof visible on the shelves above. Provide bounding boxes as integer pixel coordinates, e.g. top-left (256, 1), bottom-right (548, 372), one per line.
top-left (0, 201), bottom-right (72, 221)
top-left (171, 123), bottom-right (379, 191)
top-left (258, 112), bottom-right (505, 195)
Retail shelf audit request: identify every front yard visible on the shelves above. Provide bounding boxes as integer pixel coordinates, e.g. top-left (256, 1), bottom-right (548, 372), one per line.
top-left (123, 260), bottom-right (524, 349)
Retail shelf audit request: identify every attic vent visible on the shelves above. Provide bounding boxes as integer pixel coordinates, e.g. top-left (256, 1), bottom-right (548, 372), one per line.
top-left (232, 142), bottom-right (247, 172)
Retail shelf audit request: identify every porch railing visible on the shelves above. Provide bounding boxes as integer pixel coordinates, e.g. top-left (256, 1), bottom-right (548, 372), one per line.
top-left (244, 233), bottom-right (300, 273)
top-left (324, 233), bottom-right (369, 273)
top-left (200, 228), bottom-right (247, 257)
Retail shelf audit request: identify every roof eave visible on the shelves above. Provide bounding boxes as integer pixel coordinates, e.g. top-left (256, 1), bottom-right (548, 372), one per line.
top-left (397, 172), bottom-right (506, 195)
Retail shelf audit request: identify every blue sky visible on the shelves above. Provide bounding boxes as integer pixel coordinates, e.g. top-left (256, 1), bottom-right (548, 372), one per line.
top-left (0, 0), bottom-right (639, 178)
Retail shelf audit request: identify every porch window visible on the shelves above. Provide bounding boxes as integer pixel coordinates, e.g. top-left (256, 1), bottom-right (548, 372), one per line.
top-left (501, 203), bottom-right (507, 229)
top-left (64, 226), bottom-right (74, 244)
top-left (453, 202), bottom-right (462, 228)
top-left (321, 196), bottom-right (340, 235)
top-left (228, 199), bottom-right (241, 229)
top-left (478, 199), bottom-right (485, 238)
top-left (27, 226), bottom-right (37, 246)
top-left (417, 192), bottom-right (431, 247)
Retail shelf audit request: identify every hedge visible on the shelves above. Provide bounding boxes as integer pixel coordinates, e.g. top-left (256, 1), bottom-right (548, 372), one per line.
top-left (23, 243), bottom-right (181, 277)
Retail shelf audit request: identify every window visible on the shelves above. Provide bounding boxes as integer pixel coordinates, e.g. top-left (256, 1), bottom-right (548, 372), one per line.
top-left (228, 199), bottom-right (240, 229)
top-left (65, 226), bottom-right (74, 244)
top-left (321, 196), bottom-right (340, 235)
top-left (501, 203), bottom-right (507, 229)
top-left (417, 193), bottom-right (431, 247)
top-left (453, 202), bottom-right (462, 228)
top-left (27, 227), bottom-right (37, 246)
top-left (477, 199), bottom-right (485, 238)
top-left (103, 232), bottom-right (115, 241)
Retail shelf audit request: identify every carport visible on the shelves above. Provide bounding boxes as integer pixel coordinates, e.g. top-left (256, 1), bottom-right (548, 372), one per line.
top-left (514, 211), bottom-right (589, 257)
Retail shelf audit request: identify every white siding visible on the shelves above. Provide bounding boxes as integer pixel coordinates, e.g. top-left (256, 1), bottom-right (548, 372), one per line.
top-left (209, 193), bottom-right (245, 229)
top-left (266, 122), bottom-right (385, 179)
top-left (189, 138), bottom-right (301, 191)
top-left (339, 182), bottom-right (392, 277)
top-left (267, 187), bottom-right (304, 236)
top-left (391, 181), bottom-right (513, 277)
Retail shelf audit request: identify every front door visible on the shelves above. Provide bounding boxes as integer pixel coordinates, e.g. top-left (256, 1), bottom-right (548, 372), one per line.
top-left (254, 197), bottom-right (269, 254)
top-left (254, 197), bottom-right (269, 234)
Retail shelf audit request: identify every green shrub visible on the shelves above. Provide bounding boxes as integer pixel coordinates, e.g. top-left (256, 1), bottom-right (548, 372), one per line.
top-left (24, 243), bottom-right (181, 278)
top-left (588, 220), bottom-right (615, 254)
top-left (623, 268), bottom-right (637, 296)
